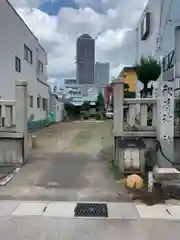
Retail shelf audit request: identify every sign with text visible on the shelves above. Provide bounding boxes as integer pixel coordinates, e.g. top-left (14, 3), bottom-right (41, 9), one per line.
top-left (160, 81), bottom-right (174, 145)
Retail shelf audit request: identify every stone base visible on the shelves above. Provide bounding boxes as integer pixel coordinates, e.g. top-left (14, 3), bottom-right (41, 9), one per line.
top-left (153, 166), bottom-right (180, 182)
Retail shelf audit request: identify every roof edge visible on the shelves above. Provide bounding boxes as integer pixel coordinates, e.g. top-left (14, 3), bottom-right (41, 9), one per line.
top-left (6, 0), bottom-right (47, 55)
top-left (136, 0), bottom-right (152, 27)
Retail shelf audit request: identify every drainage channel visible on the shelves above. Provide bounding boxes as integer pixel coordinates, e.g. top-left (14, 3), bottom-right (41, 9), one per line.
top-left (74, 203), bottom-right (108, 218)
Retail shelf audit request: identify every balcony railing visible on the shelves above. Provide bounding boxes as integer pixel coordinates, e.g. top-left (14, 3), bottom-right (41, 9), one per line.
top-left (122, 98), bottom-right (180, 137)
top-left (119, 98), bottom-right (157, 137)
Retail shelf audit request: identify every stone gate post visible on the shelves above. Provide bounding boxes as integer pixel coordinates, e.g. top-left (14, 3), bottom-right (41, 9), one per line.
top-left (112, 79), bottom-right (124, 136)
top-left (15, 81), bottom-right (28, 162)
top-left (157, 60), bottom-right (175, 167)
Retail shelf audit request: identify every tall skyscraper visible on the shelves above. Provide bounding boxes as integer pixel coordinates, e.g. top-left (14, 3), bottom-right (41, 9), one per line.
top-left (76, 34), bottom-right (95, 85)
top-left (95, 62), bottom-right (110, 86)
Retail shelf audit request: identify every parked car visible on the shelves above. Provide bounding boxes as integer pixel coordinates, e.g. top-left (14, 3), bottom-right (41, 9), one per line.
top-left (106, 109), bottom-right (113, 119)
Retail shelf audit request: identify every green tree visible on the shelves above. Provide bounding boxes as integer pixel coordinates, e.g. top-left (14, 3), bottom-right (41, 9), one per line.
top-left (82, 101), bottom-right (91, 111)
top-left (64, 103), bottom-right (81, 119)
top-left (124, 83), bottom-right (135, 98)
top-left (96, 92), bottom-right (105, 110)
top-left (124, 91), bottom-right (136, 98)
top-left (135, 56), bottom-right (161, 97)
top-left (124, 83), bottom-right (130, 92)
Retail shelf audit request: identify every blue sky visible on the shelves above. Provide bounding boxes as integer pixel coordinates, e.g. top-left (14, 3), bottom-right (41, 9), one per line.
top-left (40, 0), bottom-right (78, 15)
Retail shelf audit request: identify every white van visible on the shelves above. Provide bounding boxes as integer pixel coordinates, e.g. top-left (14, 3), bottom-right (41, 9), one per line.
top-left (106, 109), bottom-right (113, 119)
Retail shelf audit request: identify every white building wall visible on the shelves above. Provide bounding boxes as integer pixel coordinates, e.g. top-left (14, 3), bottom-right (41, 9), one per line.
top-left (49, 94), bottom-right (64, 122)
top-left (0, 0), bottom-right (49, 121)
top-left (136, 0), bottom-right (180, 95)
top-left (32, 81), bottom-right (49, 121)
top-left (63, 84), bottom-right (98, 105)
top-left (55, 102), bottom-right (64, 122)
top-left (136, 0), bottom-right (161, 62)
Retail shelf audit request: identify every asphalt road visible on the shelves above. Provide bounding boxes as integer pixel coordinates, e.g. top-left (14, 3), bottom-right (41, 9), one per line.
top-left (0, 217), bottom-right (179, 239)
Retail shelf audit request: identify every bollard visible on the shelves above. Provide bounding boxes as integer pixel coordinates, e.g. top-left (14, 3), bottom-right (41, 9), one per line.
top-left (31, 135), bottom-right (37, 149)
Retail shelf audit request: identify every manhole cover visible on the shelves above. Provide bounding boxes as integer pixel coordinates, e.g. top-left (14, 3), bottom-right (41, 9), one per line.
top-left (74, 203), bottom-right (108, 218)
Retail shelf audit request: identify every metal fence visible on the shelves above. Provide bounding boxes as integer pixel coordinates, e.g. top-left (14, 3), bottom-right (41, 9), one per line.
top-left (28, 115), bottom-right (55, 133)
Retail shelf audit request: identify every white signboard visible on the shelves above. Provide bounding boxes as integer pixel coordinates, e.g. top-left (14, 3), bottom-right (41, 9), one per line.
top-left (160, 81), bottom-right (174, 145)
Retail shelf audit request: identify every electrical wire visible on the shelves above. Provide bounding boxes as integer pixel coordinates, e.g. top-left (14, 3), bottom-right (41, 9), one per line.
top-left (156, 140), bottom-right (174, 165)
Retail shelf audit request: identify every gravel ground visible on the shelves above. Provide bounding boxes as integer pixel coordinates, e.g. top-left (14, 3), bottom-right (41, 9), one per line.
top-left (0, 120), bottom-right (130, 202)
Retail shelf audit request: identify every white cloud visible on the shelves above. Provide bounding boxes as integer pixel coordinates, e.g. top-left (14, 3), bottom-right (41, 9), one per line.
top-left (96, 28), bottom-right (131, 52)
top-left (56, 7), bottom-right (105, 39)
top-left (9, 0), bottom-right (147, 83)
top-left (16, 8), bottom-right (58, 41)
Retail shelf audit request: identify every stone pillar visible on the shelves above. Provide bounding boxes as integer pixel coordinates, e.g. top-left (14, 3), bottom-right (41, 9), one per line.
top-left (127, 104), bottom-right (136, 126)
top-left (5, 106), bottom-right (13, 127)
top-left (15, 81), bottom-right (28, 162)
top-left (157, 76), bottom-right (174, 167)
top-left (112, 81), bottom-right (124, 136)
top-left (140, 104), bottom-right (148, 127)
top-left (152, 104), bottom-right (157, 127)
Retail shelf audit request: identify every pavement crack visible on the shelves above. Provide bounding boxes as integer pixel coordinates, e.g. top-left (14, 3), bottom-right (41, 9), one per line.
top-left (116, 192), bottom-right (122, 196)
top-left (166, 208), bottom-right (172, 216)
top-left (43, 206), bottom-right (47, 212)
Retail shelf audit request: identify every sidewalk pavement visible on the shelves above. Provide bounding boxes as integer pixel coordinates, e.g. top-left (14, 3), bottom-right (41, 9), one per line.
top-left (0, 201), bottom-right (180, 220)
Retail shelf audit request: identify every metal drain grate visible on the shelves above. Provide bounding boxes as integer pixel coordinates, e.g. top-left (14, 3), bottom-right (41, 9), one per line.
top-left (74, 203), bottom-right (108, 218)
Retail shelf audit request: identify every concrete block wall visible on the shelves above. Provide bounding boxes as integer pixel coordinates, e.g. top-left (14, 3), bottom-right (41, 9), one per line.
top-left (0, 81), bottom-right (28, 165)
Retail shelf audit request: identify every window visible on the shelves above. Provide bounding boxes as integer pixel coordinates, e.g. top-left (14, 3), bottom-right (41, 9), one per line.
top-left (29, 96), bottom-right (33, 107)
top-left (24, 45), bottom-right (33, 64)
top-left (141, 12), bottom-right (150, 40)
top-left (37, 97), bottom-right (41, 108)
top-left (38, 60), bottom-right (43, 73)
top-left (42, 98), bottom-right (47, 110)
top-left (15, 57), bottom-right (21, 72)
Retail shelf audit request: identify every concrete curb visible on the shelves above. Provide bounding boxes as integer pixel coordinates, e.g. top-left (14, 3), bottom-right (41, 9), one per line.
top-left (0, 201), bottom-right (180, 220)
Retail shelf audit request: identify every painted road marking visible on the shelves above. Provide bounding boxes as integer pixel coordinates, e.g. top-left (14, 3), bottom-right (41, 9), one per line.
top-left (43, 202), bottom-right (76, 217)
top-left (0, 201), bottom-right (19, 216)
top-left (12, 202), bottom-right (48, 216)
top-left (108, 202), bottom-right (140, 219)
top-left (166, 205), bottom-right (180, 219)
top-left (136, 204), bottom-right (172, 219)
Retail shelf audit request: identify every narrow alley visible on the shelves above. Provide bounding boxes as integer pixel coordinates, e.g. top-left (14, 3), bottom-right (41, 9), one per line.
top-left (0, 121), bottom-right (130, 202)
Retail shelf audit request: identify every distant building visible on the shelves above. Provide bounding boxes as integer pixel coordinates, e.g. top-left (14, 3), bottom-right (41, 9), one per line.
top-left (63, 78), bottom-right (98, 105)
top-left (68, 88), bottom-right (82, 98)
top-left (119, 67), bottom-right (136, 93)
top-left (76, 34), bottom-right (95, 85)
top-left (64, 79), bottom-right (77, 85)
top-left (104, 85), bottom-right (113, 109)
top-left (95, 62), bottom-right (110, 86)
